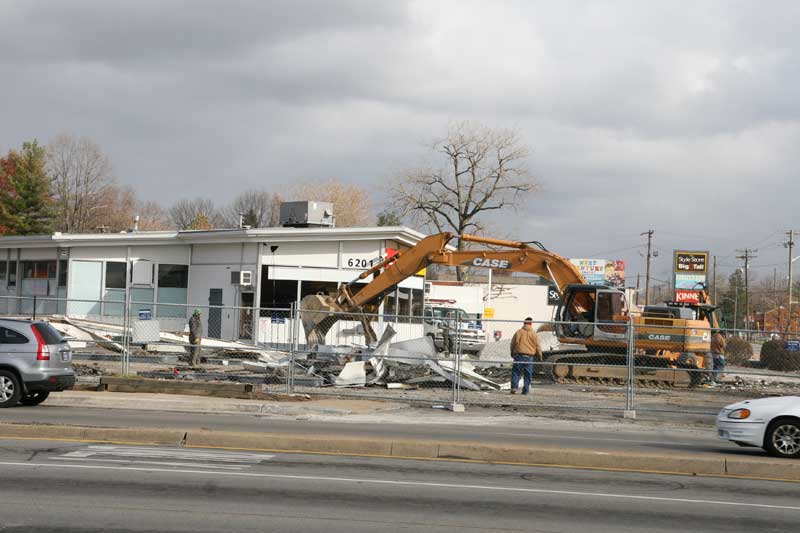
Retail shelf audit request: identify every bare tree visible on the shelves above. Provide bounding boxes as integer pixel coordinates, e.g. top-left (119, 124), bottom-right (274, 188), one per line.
top-left (136, 200), bottom-right (171, 231)
top-left (169, 198), bottom-right (224, 230)
top-left (389, 121), bottom-right (538, 279)
top-left (223, 189), bottom-right (283, 228)
top-left (290, 179), bottom-right (372, 227)
top-left (46, 133), bottom-right (115, 233)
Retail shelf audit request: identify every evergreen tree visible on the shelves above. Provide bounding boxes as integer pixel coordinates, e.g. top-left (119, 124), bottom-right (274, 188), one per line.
top-left (0, 141), bottom-right (56, 235)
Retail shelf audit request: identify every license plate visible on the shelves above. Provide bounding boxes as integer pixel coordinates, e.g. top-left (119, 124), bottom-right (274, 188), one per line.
top-left (61, 352), bottom-right (71, 362)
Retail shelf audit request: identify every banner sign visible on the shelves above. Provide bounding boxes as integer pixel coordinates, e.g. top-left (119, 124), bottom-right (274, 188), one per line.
top-left (570, 259), bottom-right (626, 289)
top-left (674, 273), bottom-right (707, 290)
top-left (674, 290), bottom-right (701, 304)
top-left (675, 251), bottom-right (708, 274)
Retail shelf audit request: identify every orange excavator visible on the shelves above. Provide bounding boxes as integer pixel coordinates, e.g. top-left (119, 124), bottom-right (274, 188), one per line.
top-left (300, 232), bottom-right (715, 386)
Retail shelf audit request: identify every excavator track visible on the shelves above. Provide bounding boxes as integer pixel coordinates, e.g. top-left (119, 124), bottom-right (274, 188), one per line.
top-left (544, 352), bottom-right (695, 388)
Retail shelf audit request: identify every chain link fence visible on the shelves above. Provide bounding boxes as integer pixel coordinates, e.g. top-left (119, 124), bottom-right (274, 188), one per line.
top-left (1, 294), bottom-right (798, 415)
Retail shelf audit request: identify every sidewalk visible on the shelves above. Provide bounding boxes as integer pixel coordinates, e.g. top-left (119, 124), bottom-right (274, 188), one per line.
top-left (48, 389), bottom-right (716, 430)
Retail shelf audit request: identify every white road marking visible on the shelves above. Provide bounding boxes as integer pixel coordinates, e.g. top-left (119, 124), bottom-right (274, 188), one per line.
top-left (2, 461), bottom-right (799, 512)
top-left (59, 445), bottom-right (274, 464)
top-left (57, 457), bottom-right (249, 470)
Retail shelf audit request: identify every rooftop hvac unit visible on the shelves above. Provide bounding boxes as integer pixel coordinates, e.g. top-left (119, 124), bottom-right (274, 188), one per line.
top-left (280, 201), bottom-right (335, 228)
top-left (231, 270), bottom-right (253, 286)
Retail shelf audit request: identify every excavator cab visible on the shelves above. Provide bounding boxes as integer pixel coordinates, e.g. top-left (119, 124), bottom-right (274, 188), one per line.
top-left (554, 285), bottom-right (629, 345)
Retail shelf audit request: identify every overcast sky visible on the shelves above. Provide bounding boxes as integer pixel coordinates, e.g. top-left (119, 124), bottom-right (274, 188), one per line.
top-left (1, 0), bottom-right (798, 284)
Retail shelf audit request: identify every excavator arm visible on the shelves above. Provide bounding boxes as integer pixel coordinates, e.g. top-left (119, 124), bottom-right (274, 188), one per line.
top-left (300, 232), bottom-right (588, 346)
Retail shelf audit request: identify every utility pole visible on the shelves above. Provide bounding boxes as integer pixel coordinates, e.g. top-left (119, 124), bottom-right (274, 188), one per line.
top-left (736, 248), bottom-right (757, 333)
top-left (712, 255), bottom-right (717, 304)
top-left (635, 274), bottom-right (641, 306)
top-left (788, 230), bottom-right (795, 331)
top-left (641, 230), bottom-right (654, 306)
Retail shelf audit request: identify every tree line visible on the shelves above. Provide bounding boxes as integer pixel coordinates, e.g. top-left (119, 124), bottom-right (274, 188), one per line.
top-left (0, 123), bottom-right (539, 254)
top-left (0, 134), bottom-right (376, 234)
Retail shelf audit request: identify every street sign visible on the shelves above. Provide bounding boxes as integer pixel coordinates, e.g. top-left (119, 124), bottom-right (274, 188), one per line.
top-left (138, 309), bottom-right (152, 320)
top-left (483, 307), bottom-right (495, 318)
top-left (786, 340), bottom-right (800, 352)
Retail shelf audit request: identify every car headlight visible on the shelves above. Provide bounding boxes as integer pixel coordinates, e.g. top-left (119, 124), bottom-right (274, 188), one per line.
top-left (727, 408), bottom-right (751, 420)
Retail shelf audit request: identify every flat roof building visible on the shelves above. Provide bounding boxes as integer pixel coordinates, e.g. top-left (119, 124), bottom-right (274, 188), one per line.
top-left (0, 226), bottom-right (428, 345)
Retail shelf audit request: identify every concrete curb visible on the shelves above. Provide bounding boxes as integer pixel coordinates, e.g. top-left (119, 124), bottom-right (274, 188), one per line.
top-left (2, 422), bottom-right (799, 482)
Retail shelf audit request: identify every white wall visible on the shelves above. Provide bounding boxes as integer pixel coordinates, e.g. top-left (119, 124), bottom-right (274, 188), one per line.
top-left (480, 283), bottom-right (557, 343)
top-left (70, 246), bottom-right (128, 261)
top-left (268, 241), bottom-right (339, 268)
top-left (193, 243), bottom-right (258, 265)
top-left (19, 248), bottom-right (58, 260)
top-left (426, 284), bottom-right (485, 314)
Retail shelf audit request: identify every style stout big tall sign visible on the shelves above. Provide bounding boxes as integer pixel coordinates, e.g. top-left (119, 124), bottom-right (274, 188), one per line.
top-left (673, 250), bottom-right (708, 303)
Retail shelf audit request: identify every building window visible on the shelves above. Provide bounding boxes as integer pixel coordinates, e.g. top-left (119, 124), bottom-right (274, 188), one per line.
top-left (0, 262), bottom-right (6, 283)
top-left (411, 288), bottom-right (424, 318)
top-left (22, 261), bottom-right (56, 279)
top-left (57, 260), bottom-right (68, 287)
top-left (105, 262), bottom-right (126, 289)
top-left (300, 280), bottom-right (338, 300)
top-left (157, 264), bottom-right (189, 318)
top-left (7, 262), bottom-right (15, 288)
top-left (158, 264), bottom-right (188, 288)
top-left (398, 287), bottom-right (411, 322)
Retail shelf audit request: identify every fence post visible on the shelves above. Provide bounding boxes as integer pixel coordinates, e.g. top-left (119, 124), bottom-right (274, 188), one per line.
top-left (624, 318), bottom-right (636, 418)
top-left (450, 314), bottom-right (465, 412)
top-left (287, 302), bottom-right (296, 395)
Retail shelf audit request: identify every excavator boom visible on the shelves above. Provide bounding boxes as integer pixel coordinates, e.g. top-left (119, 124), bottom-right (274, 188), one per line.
top-left (300, 232), bottom-right (587, 345)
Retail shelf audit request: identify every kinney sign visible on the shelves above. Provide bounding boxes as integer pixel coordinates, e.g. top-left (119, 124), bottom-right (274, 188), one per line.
top-left (570, 259), bottom-right (626, 289)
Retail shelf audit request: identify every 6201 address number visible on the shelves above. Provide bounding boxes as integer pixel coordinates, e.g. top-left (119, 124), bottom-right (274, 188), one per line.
top-left (347, 257), bottom-right (383, 268)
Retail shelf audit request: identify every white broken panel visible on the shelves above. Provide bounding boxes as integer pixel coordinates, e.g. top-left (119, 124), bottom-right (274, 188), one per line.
top-left (366, 357), bottom-right (387, 385)
top-left (426, 360), bottom-right (480, 391)
top-left (387, 335), bottom-right (437, 365)
top-left (334, 361), bottom-right (367, 387)
top-left (438, 360), bottom-right (500, 390)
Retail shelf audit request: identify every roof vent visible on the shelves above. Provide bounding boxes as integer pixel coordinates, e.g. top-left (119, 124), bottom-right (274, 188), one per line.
top-left (280, 201), bottom-right (335, 228)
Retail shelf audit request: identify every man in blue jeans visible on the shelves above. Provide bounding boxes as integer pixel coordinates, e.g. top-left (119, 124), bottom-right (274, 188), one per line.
top-left (510, 317), bottom-right (543, 395)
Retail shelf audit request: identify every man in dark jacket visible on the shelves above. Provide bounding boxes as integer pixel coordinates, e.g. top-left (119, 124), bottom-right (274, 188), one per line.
top-left (188, 309), bottom-right (203, 367)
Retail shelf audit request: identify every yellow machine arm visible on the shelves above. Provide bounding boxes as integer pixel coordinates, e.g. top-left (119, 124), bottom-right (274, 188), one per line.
top-left (300, 232), bottom-right (588, 345)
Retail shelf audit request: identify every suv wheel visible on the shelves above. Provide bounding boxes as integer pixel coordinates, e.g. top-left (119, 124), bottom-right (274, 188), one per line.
top-left (19, 390), bottom-right (50, 406)
top-left (0, 370), bottom-right (22, 408)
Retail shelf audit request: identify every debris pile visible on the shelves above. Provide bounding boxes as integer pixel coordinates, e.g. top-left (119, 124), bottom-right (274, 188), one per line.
top-left (242, 326), bottom-right (505, 391)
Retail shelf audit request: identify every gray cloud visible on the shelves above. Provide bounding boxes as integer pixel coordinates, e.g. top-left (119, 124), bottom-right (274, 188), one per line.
top-left (1, 0), bottom-right (799, 281)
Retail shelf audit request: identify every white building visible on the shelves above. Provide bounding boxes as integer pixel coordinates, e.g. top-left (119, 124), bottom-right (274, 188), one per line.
top-left (0, 226), bottom-right (428, 346)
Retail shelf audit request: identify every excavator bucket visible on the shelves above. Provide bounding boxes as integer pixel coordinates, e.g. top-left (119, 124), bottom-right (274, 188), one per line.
top-left (299, 294), bottom-right (378, 347)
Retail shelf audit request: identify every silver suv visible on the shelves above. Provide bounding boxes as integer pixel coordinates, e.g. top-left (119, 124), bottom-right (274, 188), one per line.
top-left (0, 319), bottom-right (75, 407)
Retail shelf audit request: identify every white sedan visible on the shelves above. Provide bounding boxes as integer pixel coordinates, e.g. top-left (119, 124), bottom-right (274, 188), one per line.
top-left (717, 396), bottom-right (800, 458)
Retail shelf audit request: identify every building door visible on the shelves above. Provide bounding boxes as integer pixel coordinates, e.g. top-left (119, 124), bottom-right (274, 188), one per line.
top-left (208, 288), bottom-right (223, 339)
top-left (67, 261), bottom-right (103, 317)
top-left (239, 292), bottom-right (254, 340)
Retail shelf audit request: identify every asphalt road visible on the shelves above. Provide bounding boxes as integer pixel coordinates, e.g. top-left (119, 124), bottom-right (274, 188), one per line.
top-left (0, 438), bottom-right (797, 532)
top-left (0, 404), bottom-right (759, 459)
